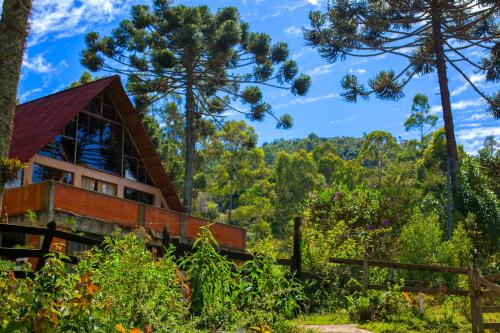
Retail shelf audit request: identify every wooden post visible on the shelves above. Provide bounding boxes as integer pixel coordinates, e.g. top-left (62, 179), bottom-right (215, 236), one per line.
top-left (292, 216), bottom-right (302, 278)
top-left (162, 227), bottom-right (170, 254)
top-left (363, 252), bottom-right (369, 289)
top-left (35, 221), bottom-right (56, 271)
top-left (469, 267), bottom-right (484, 333)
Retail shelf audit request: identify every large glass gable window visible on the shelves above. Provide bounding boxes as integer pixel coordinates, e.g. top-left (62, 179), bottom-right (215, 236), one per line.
top-left (37, 91), bottom-right (153, 186)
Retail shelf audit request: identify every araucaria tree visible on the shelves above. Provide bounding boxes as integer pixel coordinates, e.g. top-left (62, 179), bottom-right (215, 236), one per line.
top-left (405, 93), bottom-right (438, 148)
top-left (0, 0), bottom-right (32, 212)
top-left (305, 0), bottom-right (499, 201)
top-left (81, 1), bottom-right (311, 213)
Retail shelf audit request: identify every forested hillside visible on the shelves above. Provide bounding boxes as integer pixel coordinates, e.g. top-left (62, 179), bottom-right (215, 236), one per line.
top-left (145, 105), bottom-right (499, 268)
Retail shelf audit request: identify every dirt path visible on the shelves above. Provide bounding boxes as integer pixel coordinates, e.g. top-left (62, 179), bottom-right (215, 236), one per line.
top-left (301, 324), bottom-right (373, 333)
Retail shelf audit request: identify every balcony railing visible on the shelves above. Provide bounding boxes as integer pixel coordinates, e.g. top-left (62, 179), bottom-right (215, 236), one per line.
top-left (3, 181), bottom-right (246, 250)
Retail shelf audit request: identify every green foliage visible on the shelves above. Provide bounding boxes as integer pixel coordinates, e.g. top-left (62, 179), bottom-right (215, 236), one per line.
top-left (274, 150), bottom-right (324, 236)
top-left (76, 231), bottom-right (189, 332)
top-left (179, 226), bottom-right (237, 330)
top-left (0, 157), bottom-right (25, 184)
top-left (399, 209), bottom-right (444, 265)
top-left (236, 245), bottom-right (304, 329)
top-left (346, 289), bottom-right (409, 323)
top-left (458, 156), bottom-right (500, 259)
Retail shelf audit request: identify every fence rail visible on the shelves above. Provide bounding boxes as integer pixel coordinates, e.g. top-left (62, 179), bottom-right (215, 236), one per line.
top-left (0, 222), bottom-right (289, 277)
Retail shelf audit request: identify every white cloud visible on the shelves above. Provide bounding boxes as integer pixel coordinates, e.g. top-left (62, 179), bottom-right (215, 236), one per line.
top-left (349, 68), bottom-right (367, 75)
top-left (22, 53), bottom-right (55, 73)
top-left (222, 110), bottom-right (236, 117)
top-left (457, 126), bottom-right (500, 153)
top-left (450, 73), bottom-right (485, 97)
top-left (467, 112), bottom-right (492, 121)
top-left (430, 98), bottom-right (484, 114)
top-left (307, 64), bottom-right (335, 78)
top-left (284, 25), bottom-right (302, 36)
top-left (459, 123), bottom-right (482, 128)
top-left (18, 88), bottom-right (42, 102)
top-left (26, 0), bottom-right (140, 45)
top-left (275, 92), bottom-right (339, 109)
top-left (307, 0), bottom-right (320, 4)
top-left (330, 115), bottom-right (356, 124)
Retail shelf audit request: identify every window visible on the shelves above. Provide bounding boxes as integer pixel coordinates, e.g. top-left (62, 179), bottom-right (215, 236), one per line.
top-left (39, 118), bottom-right (77, 163)
top-left (5, 170), bottom-right (23, 189)
top-left (36, 92), bottom-right (154, 186)
top-left (124, 187), bottom-right (155, 206)
top-left (81, 176), bottom-right (117, 196)
top-left (32, 163), bottom-right (73, 185)
top-left (76, 112), bottom-right (122, 175)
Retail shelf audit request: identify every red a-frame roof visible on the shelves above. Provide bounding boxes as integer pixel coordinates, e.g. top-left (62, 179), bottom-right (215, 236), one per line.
top-left (10, 75), bottom-right (184, 212)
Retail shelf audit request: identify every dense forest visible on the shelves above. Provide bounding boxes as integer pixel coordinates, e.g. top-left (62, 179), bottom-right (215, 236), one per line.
top-left (145, 100), bottom-right (499, 261)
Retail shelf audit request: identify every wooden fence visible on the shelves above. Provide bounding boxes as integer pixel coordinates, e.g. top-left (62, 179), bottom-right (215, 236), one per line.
top-left (289, 217), bottom-right (499, 333)
top-left (0, 221), bottom-right (290, 277)
top-left (1, 218), bottom-right (498, 332)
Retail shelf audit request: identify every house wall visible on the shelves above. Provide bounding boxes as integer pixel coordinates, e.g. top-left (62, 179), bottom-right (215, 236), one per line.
top-left (24, 154), bottom-right (167, 208)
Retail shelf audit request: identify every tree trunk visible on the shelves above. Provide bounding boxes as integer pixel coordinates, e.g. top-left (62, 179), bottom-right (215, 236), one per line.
top-left (183, 78), bottom-right (196, 214)
top-left (0, 0), bottom-right (32, 212)
top-left (430, 0), bottom-right (459, 201)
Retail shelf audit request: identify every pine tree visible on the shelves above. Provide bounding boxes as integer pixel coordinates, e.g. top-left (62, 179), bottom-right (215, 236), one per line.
top-left (81, 1), bottom-right (311, 213)
top-left (0, 0), bottom-right (32, 212)
top-left (305, 0), bottom-right (499, 200)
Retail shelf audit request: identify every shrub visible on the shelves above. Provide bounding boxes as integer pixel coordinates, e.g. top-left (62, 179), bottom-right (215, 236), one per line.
top-left (236, 243), bottom-right (304, 329)
top-left (179, 226), bottom-right (239, 331)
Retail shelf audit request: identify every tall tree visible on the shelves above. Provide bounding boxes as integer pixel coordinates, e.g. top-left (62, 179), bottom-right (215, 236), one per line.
top-left (81, 2), bottom-right (311, 213)
top-left (274, 150), bottom-right (324, 236)
top-left (305, 0), bottom-right (499, 201)
top-left (358, 131), bottom-right (398, 185)
top-left (404, 93), bottom-right (438, 148)
top-left (0, 0), bottom-right (32, 212)
top-left (204, 120), bottom-right (258, 223)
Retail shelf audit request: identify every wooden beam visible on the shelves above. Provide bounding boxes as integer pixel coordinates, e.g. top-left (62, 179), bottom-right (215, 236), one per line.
top-left (328, 257), bottom-right (467, 274)
top-left (368, 284), bottom-right (469, 296)
top-left (482, 306), bottom-right (500, 313)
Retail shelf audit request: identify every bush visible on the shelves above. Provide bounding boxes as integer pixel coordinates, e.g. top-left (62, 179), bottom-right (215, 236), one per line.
top-left (179, 226), bottom-right (238, 331)
top-left (236, 244), bottom-right (304, 329)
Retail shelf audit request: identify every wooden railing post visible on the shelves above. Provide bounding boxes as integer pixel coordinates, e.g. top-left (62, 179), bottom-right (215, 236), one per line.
top-left (363, 252), bottom-right (369, 289)
top-left (35, 221), bottom-right (56, 271)
top-left (469, 267), bottom-right (484, 333)
top-left (292, 216), bottom-right (302, 278)
top-left (162, 227), bottom-right (170, 254)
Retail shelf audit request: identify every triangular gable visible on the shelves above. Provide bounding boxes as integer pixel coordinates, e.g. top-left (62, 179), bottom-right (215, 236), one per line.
top-left (10, 76), bottom-right (184, 212)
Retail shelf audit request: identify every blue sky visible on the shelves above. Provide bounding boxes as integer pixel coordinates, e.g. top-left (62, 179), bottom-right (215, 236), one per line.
top-left (9, 0), bottom-right (499, 153)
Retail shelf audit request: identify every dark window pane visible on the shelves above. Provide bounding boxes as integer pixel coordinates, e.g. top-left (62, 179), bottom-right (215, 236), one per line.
top-left (138, 165), bottom-right (146, 183)
top-left (87, 95), bottom-right (101, 115)
top-left (32, 163), bottom-right (73, 185)
top-left (124, 187), bottom-right (154, 206)
top-left (77, 143), bottom-right (121, 175)
top-left (101, 121), bottom-right (122, 147)
top-left (63, 117), bottom-right (77, 138)
top-left (123, 134), bottom-right (136, 157)
top-left (38, 141), bottom-right (55, 158)
top-left (53, 136), bottom-right (75, 163)
top-left (102, 104), bottom-right (118, 122)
